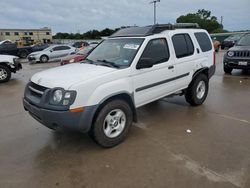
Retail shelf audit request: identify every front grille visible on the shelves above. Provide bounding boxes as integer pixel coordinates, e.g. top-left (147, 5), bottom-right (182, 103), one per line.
top-left (28, 82), bottom-right (48, 97)
top-left (234, 51), bottom-right (250, 58)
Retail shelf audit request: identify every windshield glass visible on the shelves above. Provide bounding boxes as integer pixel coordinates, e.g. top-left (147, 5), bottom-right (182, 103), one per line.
top-left (77, 47), bottom-right (93, 55)
top-left (86, 38), bottom-right (144, 68)
top-left (43, 45), bottom-right (55, 51)
top-left (236, 34), bottom-right (250, 46)
top-left (225, 34), bottom-right (243, 41)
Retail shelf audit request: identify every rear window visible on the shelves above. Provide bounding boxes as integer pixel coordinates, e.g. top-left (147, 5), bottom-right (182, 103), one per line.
top-left (172, 34), bottom-right (194, 58)
top-left (194, 32), bottom-right (212, 52)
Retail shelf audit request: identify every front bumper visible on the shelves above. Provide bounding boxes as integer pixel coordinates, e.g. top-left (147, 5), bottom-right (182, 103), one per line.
top-left (23, 98), bottom-right (98, 133)
top-left (28, 56), bottom-right (38, 62)
top-left (224, 58), bottom-right (250, 70)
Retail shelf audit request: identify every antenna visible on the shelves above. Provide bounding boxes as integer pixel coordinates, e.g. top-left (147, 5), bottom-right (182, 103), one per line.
top-left (149, 0), bottom-right (160, 25)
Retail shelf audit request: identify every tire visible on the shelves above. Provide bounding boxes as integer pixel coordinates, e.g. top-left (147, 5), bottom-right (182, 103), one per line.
top-left (40, 55), bottom-right (49, 63)
top-left (18, 50), bottom-right (28, 58)
top-left (224, 65), bottom-right (233, 74)
top-left (90, 99), bottom-right (133, 148)
top-left (0, 65), bottom-right (11, 83)
top-left (185, 74), bottom-right (209, 106)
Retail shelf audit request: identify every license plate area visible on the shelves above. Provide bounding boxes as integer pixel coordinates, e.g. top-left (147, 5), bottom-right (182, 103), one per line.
top-left (238, 61), bottom-right (248, 66)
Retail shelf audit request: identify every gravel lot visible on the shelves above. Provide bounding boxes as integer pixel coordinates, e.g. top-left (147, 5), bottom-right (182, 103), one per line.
top-left (0, 51), bottom-right (250, 188)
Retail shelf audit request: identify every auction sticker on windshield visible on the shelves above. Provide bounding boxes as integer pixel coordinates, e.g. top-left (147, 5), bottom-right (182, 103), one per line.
top-left (123, 44), bottom-right (140, 50)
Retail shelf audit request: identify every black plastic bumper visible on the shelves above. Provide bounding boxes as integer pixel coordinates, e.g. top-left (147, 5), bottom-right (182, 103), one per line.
top-left (224, 59), bottom-right (250, 70)
top-left (23, 98), bottom-right (98, 133)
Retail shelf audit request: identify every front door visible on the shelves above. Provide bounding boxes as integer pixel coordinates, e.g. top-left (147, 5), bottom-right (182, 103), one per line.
top-left (132, 38), bottom-right (177, 107)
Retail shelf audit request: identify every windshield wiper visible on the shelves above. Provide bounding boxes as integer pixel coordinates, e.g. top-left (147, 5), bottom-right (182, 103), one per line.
top-left (84, 58), bottom-right (94, 64)
top-left (96, 59), bottom-right (120, 68)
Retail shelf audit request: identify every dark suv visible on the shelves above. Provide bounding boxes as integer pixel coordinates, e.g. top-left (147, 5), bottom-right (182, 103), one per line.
top-left (223, 33), bottom-right (250, 74)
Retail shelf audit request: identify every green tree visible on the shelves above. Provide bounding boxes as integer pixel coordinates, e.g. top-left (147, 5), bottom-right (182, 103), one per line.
top-left (176, 9), bottom-right (221, 33)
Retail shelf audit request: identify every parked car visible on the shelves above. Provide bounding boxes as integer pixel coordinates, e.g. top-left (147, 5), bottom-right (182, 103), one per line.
top-left (89, 41), bottom-right (99, 47)
top-left (0, 55), bottom-right (22, 83)
top-left (31, 43), bottom-right (50, 52)
top-left (0, 42), bottom-right (33, 58)
top-left (61, 46), bottom-right (94, 65)
top-left (23, 24), bottom-right (215, 147)
top-left (0, 40), bottom-right (12, 45)
top-left (212, 37), bottom-right (221, 52)
top-left (27, 45), bottom-right (76, 63)
top-left (221, 34), bottom-right (244, 50)
top-left (223, 33), bottom-right (250, 74)
top-left (72, 41), bottom-right (89, 49)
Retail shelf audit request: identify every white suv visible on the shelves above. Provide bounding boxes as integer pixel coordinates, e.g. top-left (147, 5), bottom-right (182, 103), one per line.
top-left (23, 24), bottom-right (215, 147)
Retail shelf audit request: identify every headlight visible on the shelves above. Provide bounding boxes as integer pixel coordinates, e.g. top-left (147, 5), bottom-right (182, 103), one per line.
top-left (69, 59), bottom-right (75, 63)
top-left (50, 88), bottom-right (76, 106)
top-left (227, 51), bottom-right (234, 57)
top-left (53, 90), bottom-right (63, 103)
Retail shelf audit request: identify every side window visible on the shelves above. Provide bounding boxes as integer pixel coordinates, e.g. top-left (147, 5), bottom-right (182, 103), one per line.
top-left (60, 46), bottom-right (70, 50)
top-left (53, 46), bottom-right (61, 51)
top-left (172, 34), bottom-right (194, 58)
top-left (140, 38), bottom-right (169, 65)
top-left (194, 32), bottom-right (212, 52)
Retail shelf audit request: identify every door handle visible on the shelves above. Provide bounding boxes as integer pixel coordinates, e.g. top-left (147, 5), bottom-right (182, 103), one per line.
top-left (168, 65), bottom-right (174, 70)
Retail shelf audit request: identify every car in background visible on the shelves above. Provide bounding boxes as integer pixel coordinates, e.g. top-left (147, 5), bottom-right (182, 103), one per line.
top-left (223, 33), bottom-right (250, 74)
top-left (0, 55), bottom-right (22, 83)
top-left (212, 37), bottom-right (221, 52)
top-left (28, 45), bottom-right (76, 63)
top-left (0, 41), bottom-right (33, 58)
top-left (89, 41), bottom-right (100, 47)
top-left (31, 43), bottom-right (50, 52)
top-left (61, 46), bottom-right (94, 66)
top-left (221, 34), bottom-right (244, 50)
top-left (0, 40), bottom-right (12, 45)
top-left (72, 41), bottom-right (89, 49)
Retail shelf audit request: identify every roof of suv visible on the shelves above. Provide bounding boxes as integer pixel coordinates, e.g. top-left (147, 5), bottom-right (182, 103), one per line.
top-left (110, 23), bottom-right (200, 38)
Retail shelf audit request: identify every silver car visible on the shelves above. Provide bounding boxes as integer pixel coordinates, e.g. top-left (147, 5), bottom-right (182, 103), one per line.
top-left (28, 45), bottom-right (76, 63)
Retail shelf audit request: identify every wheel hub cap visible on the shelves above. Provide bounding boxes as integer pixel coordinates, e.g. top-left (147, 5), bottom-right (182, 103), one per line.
top-left (103, 109), bottom-right (126, 138)
top-left (196, 81), bottom-right (206, 99)
top-left (0, 68), bottom-right (7, 80)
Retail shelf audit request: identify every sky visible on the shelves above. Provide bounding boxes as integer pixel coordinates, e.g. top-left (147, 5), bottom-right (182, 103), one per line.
top-left (0, 0), bottom-right (249, 34)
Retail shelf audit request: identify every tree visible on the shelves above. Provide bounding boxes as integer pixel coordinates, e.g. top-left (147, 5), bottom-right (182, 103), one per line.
top-left (176, 9), bottom-right (221, 33)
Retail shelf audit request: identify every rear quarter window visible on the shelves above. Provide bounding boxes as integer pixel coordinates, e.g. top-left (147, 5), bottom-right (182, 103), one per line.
top-left (194, 32), bottom-right (212, 52)
top-left (172, 34), bottom-right (194, 58)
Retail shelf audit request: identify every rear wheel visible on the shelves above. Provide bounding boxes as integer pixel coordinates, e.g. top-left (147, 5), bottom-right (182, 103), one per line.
top-left (18, 50), bottom-right (28, 58)
top-left (185, 74), bottom-right (209, 106)
top-left (0, 65), bottom-right (11, 83)
top-left (90, 99), bottom-right (133, 148)
top-left (40, 55), bottom-right (49, 63)
top-left (224, 65), bottom-right (233, 74)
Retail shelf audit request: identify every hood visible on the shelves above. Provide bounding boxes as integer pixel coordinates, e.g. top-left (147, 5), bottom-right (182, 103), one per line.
top-left (229, 45), bottom-right (250, 51)
top-left (0, 54), bottom-right (17, 62)
top-left (31, 63), bottom-right (116, 89)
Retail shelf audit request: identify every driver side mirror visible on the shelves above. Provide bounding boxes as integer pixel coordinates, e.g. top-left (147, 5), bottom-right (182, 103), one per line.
top-left (50, 49), bottom-right (53, 53)
top-left (136, 58), bottom-right (154, 69)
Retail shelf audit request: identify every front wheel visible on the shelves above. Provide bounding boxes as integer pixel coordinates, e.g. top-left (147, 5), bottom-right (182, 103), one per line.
top-left (40, 55), bottom-right (49, 63)
top-left (0, 65), bottom-right (11, 83)
top-left (185, 74), bottom-right (209, 106)
top-left (90, 100), bottom-right (133, 148)
top-left (224, 65), bottom-right (233, 74)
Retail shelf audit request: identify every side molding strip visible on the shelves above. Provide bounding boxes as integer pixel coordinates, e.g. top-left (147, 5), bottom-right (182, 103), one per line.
top-left (135, 73), bottom-right (190, 92)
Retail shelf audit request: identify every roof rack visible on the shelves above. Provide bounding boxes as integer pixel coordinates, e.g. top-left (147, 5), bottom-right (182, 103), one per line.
top-left (110, 23), bottom-right (200, 38)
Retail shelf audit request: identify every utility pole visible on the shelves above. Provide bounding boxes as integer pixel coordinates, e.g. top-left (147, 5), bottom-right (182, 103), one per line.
top-left (150, 0), bottom-right (160, 25)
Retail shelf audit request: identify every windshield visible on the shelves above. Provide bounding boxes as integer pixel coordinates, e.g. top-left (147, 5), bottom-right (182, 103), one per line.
top-left (77, 47), bottom-right (93, 55)
top-left (225, 34), bottom-right (243, 41)
top-left (43, 45), bottom-right (55, 51)
top-left (236, 34), bottom-right (250, 46)
top-left (86, 38), bottom-right (144, 68)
